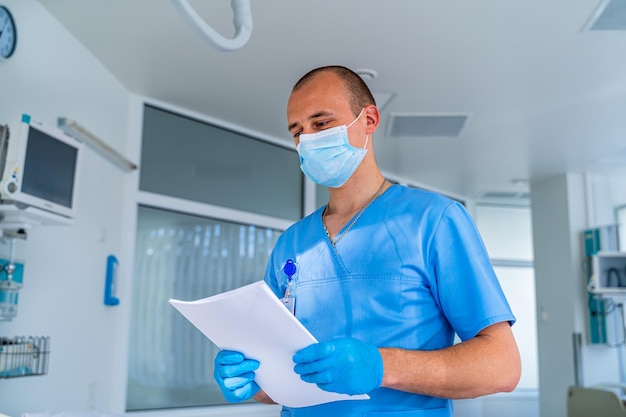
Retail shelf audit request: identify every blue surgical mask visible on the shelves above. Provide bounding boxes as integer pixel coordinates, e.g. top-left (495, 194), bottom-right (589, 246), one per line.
top-left (296, 109), bottom-right (368, 188)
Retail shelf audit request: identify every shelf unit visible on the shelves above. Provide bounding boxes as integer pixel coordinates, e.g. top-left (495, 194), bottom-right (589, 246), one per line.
top-left (583, 226), bottom-right (622, 345)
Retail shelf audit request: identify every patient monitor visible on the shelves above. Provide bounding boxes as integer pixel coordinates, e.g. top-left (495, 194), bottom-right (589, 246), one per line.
top-left (0, 114), bottom-right (82, 228)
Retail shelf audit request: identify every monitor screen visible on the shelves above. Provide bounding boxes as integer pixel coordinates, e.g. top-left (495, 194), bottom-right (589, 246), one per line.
top-left (21, 125), bottom-right (78, 209)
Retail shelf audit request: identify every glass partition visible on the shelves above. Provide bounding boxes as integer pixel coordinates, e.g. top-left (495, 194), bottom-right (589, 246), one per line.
top-left (140, 105), bottom-right (303, 221)
top-left (127, 205), bottom-right (282, 410)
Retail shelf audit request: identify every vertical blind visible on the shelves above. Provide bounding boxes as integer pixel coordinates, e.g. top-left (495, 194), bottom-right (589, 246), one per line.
top-left (127, 206), bottom-right (281, 409)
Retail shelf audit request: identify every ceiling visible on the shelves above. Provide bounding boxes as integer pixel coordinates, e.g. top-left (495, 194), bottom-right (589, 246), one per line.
top-left (40, 0), bottom-right (626, 201)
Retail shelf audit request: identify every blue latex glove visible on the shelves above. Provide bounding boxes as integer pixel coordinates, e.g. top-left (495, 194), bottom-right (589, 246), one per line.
top-left (292, 338), bottom-right (383, 395)
top-left (213, 350), bottom-right (261, 402)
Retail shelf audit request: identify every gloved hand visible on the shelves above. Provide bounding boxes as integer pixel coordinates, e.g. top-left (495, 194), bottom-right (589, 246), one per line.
top-left (292, 337), bottom-right (383, 395)
top-left (213, 350), bottom-right (261, 402)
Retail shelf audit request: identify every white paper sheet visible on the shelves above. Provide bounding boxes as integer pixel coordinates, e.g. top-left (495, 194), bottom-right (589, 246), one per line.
top-left (169, 280), bottom-right (369, 408)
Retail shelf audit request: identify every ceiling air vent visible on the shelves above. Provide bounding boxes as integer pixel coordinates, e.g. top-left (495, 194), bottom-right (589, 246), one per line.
top-left (585, 0), bottom-right (626, 31)
top-left (480, 191), bottom-right (520, 199)
top-left (387, 113), bottom-right (469, 138)
top-left (475, 190), bottom-right (530, 205)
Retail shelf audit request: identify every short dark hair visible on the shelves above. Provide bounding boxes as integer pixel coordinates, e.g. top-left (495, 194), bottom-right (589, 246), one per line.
top-left (292, 66), bottom-right (377, 116)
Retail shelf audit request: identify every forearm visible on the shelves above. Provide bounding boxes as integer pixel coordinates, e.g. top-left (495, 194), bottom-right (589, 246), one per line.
top-left (379, 322), bottom-right (521, 399)
top-left (253, 389), bottom-right (276, 404)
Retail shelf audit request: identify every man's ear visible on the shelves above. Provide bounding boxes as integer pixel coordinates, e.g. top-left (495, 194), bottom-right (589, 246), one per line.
top-left (365, 104), bottom-right (381, 134)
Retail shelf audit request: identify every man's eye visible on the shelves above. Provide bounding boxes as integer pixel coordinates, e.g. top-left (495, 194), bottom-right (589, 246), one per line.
top-left (316, 121), bottom-right (329, 129)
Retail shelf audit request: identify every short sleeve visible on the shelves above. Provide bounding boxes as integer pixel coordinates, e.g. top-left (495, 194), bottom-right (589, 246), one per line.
top-left (427, 202), bottom-right (515, 341)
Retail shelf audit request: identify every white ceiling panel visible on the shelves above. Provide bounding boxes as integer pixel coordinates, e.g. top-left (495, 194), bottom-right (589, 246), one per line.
top-left (39, 0), bottom-right (626, 200)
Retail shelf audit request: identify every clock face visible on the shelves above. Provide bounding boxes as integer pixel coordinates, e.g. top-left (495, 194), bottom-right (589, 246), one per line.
top-left (0, 5), bottom-right (17, 59)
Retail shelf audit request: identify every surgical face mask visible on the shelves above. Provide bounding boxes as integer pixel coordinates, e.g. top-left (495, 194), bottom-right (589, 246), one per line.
top-left (296, 109), bottom-right (368, 188)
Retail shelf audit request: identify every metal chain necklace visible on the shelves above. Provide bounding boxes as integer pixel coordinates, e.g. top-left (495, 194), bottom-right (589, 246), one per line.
top-left (322, 178), bottom-right (388, 247)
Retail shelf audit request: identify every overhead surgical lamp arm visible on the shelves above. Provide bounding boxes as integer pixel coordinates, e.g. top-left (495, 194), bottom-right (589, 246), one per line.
top-left (171, 0), bottom-right (253, 52)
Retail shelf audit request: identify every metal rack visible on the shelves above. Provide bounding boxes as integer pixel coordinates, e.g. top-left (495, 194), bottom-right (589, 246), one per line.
top-left (0, 336), bottom-right (50, 378)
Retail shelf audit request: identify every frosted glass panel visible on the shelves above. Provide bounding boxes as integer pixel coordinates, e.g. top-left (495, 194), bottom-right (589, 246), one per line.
top-left (140, 105), bottom-right (303, 221)
top-left (495, 266), bottom-right (539, 389)
top-left (475, 205), bottom-right (533, 261)
top-left (126, 206), bottom-right (282, 410)
top-left (475, 204), bottom-right (538, 390)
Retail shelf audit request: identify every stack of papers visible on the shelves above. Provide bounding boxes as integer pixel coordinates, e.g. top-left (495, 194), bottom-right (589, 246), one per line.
top-left (169, 280), bottom-right (369, 408)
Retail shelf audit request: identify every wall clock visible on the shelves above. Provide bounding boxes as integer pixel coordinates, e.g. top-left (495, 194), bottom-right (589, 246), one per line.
top-left (0, 5), bottom-right (17, 60)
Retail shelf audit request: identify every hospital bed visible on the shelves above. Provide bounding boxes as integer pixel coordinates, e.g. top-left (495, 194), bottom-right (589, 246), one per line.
top-left (568, 385), bottom-right (626, 417)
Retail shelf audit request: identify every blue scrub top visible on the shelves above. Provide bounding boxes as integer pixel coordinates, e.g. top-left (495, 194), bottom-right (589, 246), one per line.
top-left (264, 185), bottom-right (515, 417)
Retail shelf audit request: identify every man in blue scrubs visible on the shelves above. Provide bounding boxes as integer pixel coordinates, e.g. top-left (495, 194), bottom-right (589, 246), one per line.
top-left (214, 66), bottom-right (521, 416)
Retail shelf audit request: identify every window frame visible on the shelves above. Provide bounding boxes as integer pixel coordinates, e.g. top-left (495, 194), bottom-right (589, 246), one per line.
top-left (616, 204), bottom-right (626, 251)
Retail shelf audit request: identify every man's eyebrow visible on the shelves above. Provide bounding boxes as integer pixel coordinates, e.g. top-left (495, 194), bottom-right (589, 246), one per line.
top-left (287, 111), bottom-right (335, 132)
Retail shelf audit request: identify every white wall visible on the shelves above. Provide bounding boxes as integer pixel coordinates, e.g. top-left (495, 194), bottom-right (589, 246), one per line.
top-left (586, 173), bottom-right (622, 226)
top-left (531, 173), bottom-right (621, 417)
top-left (0, 1), bottom-right (132, 415)
top-left (609, 171), bottom-right (626, 208)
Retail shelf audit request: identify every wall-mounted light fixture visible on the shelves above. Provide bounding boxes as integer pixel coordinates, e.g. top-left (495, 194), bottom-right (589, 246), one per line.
top-left (57, 118), bottom-right (137, 172)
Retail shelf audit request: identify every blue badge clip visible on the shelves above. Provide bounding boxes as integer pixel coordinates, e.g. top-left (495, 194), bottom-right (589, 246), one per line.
top-left (283, 259), bottom-right (296, 282)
